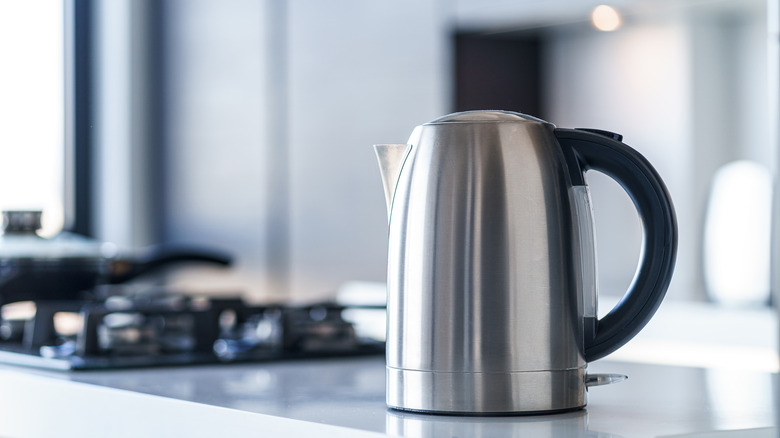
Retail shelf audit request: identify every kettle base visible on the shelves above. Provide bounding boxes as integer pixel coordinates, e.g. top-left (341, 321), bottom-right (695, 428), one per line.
top-left (387, 404), bottom-right (585, 417)
top-left (386, 366), bottom-right (586, 415)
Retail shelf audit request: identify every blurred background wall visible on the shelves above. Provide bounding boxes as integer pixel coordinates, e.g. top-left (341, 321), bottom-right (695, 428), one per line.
top-left (151, 0), bottom-right (450, 300)
top-left (55, 0), bottom-right (774, 305)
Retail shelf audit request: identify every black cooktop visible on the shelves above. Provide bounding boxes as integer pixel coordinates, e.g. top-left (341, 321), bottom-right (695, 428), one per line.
top-left (0, 287), bottom-right (384, 371)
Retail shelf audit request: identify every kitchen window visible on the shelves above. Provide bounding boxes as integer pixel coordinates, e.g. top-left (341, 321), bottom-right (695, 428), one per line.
top-left (0, 0), bottom-right (93, 238)
top-left (0, 1), bottom-right (66, 236)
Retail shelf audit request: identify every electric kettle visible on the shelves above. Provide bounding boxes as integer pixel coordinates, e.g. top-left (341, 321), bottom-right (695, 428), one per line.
top-left (374, 110), bottom-right (677, 415)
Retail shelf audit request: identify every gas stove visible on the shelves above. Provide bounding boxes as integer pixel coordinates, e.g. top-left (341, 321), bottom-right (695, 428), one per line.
top-left (0, 286), bottom-right (384, 370)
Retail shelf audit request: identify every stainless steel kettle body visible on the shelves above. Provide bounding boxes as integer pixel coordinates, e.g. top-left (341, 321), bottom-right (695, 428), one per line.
top-left (374, 111), bottom-right (677, 415)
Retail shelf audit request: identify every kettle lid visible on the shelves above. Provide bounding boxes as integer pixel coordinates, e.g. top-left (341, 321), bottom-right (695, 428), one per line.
top-left (426, 110), bottom-right (550, 125)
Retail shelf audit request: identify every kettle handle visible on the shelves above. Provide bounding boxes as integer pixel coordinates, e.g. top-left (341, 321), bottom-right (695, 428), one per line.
top-left (555, 128), bottom-right (678, 362)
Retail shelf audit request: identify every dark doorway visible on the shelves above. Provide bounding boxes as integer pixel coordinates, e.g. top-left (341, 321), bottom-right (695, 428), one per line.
top-left (454, 32), bottom-right (544, 118)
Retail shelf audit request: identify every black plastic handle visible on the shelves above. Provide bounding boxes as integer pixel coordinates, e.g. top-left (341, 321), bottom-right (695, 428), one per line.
top-left (108, 245), bottom-right (233, 284)
top-left (555, 128), bottom-right (678, 362)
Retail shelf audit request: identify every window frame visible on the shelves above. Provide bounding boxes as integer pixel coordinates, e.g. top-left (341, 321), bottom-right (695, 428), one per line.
top-left (63, 0), bottom-right (94, 236)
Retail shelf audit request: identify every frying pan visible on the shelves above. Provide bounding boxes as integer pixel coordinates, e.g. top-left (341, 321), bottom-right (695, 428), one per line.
top-left (0, 211), bottom-right (232, 305)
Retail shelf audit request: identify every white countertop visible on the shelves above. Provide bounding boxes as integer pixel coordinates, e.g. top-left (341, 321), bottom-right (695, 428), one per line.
top-left (0, 301), bottom-right (777, 438)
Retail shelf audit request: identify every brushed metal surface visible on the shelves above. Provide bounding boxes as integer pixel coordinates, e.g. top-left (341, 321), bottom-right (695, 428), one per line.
top-left (379, 111), bottom-right (588, 413)
top-left (386, 367), bottom-right (586, 414)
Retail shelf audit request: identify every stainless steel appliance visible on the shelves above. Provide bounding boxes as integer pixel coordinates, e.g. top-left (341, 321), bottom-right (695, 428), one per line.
top-left (374, 110), bottom-right (677, 414)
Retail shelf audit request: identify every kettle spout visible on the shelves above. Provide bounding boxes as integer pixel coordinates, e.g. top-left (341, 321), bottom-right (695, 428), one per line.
top-left (373, 144), bottom-right (412, 221)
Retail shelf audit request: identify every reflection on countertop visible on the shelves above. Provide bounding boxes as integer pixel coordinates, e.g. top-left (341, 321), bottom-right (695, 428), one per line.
top-left (0, 299), bottom-right (776, 438)
top-left (0, 355), bottom-right (770, 438)
top-left (386, 409), bottom-right (619, 438)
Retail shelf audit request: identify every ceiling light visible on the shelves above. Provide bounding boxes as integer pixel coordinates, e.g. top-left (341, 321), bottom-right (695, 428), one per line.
top-left (591, 5), bottom-right (622, 32)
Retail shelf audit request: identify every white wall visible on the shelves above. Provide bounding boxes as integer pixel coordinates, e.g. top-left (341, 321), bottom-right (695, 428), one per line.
top-left (160, 0), bottom-right (449, 299)
top-left (99, 0), bottom-right (769, 304)
top-left (543, 15), bottom-right (696, 300)
top-left (94, 0), bottom-right (155, 248)
top-left (158, 0), bottom-right (281, 296)
top-left (286, 0), bottom-right (450, 297)
top-left (542, 1), bottom-right (770, 301)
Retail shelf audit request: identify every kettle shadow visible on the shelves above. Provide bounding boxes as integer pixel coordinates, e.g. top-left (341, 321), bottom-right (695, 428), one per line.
top-left (385, 408), bottom-right (625, 438)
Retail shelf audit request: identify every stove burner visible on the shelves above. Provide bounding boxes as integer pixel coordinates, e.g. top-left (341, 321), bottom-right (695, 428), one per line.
top-left (0, 289), bottom-right (384, 370)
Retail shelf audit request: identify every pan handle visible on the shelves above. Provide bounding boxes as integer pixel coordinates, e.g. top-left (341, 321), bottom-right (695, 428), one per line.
top-left (108, 245), bottom-right (233, 284)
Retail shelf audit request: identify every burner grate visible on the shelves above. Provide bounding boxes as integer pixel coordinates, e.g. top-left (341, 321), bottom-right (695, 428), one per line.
top-left (0, 293), bottom-right (384, 370)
